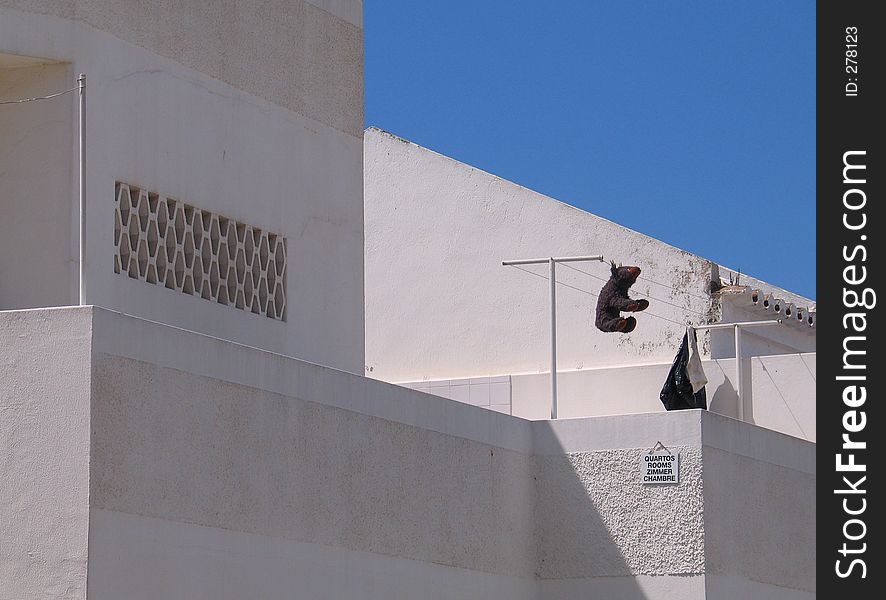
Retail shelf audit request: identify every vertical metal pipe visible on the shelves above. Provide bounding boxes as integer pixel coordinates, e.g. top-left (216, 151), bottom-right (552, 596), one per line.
top-left (734, 324), bottom-right (743, 421)
top-left (550, 257), bottom-right (558, 419)
top-left (502, 254), bottom-right (602, 420)
top-left (78, 73), bottom-right (86, 305)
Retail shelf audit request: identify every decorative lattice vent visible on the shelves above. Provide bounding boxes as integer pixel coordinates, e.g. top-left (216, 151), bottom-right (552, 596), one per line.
top-left (114, 182), bottom-right (286, 320)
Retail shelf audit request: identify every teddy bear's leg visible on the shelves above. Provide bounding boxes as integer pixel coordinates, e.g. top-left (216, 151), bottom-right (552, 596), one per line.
top-left (625, 299), bottom-right (649, 312)
top-left (596, 315), bottom-right (624, 333)
top-left (608, 316), bottom-right (635, 333)
top-left (620, 316), bottom-right (637, 333)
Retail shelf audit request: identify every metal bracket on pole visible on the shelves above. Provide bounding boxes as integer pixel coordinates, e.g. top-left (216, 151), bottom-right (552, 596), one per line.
top-left (689, 319), bottom-right (782, 421)
top-left (78, 73), bottom-right (87, 306)
top-left (502, 254), bottom-right (605, 419)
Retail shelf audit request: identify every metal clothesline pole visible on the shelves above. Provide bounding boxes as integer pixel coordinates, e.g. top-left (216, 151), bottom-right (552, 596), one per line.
top-left (502, 254), bottom-right (605, 419)
top-left (690, 319), bottom-right (782, 421)
top-left (78, 73), bottom-right (87, 305)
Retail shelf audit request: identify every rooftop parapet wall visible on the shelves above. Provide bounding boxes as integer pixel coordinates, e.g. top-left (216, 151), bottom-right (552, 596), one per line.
top-left (403, 351), bottom-right (817, 442)
top-left (1, 307), bottom-right (814, 599)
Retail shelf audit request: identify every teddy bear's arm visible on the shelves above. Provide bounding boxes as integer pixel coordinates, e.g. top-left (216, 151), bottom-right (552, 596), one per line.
top-left (607, 294), bottom-right (641, 311)
top-left (625, 298), bottom-right (650, 312)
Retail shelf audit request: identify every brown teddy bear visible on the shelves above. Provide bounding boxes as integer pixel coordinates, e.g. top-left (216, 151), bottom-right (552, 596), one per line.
top-left (595, 262), bottom-right (649, 333)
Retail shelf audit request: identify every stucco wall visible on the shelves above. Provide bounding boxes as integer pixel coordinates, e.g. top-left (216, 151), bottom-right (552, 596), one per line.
top-left (364, 127), bottom-right (716, 381)
top-left (532, 412), bottom-right (707, 598)
top-left (84, 306), bottom-right (538, 598)
top-left (0, 3), bottom-right (364, 372)
top-left (89, 353), bottom-right (537, 581)
top-left (0, 307), bottom-right (92, 600)
top-left (85, 331), bottom-right (714, 599)
top-left (1, 307), bottom-right (815, 599)
top-left (86, 509), bottom-right (538, 600)
top-left (702, 414), bottom-right (816, 598)
top-left (83, 311), bottom-right (728, 600)
top-left (532, 411), bottom-right (815, 599)
top-left (364, 128), bottom-right (816, 383)
top-left (535, 447), bottom-right (704, 576)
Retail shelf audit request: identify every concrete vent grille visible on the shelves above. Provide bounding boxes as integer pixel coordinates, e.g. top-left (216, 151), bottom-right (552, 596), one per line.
top-left (114, 182), bottom-right (287, 321)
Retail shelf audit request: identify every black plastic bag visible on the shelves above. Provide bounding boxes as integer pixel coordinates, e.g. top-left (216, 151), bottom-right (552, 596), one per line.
top-left (660, 333), bottom-right (707, 411)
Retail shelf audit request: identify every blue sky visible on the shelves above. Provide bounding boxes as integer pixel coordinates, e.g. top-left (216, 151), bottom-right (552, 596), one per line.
top-left (365, 1), bottom-right (816, 300)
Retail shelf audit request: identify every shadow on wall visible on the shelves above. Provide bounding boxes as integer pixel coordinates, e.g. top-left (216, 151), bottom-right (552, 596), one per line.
top-left (0, 60), bottom-right (75, 311)
top-left (84, 339), bottom-right (703, 599)
top-left (532, 456), bottom-right (648, 599)
top-left (708, 371), bottom-right (741, 421)
top-left (532, 422), bottom-right (704, 599)
top-left (708, 358), bottom-right (770, 428)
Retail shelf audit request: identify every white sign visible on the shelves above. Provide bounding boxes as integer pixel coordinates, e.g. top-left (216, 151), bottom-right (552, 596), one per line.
top-left (641, 442), bottom-right (679, 485)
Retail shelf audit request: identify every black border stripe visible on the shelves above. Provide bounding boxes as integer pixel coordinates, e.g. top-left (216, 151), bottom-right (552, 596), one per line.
top-left (817, 1), bottom-right (884, 594)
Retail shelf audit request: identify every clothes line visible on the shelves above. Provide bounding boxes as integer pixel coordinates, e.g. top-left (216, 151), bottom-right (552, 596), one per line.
top-left (557, 260), bottom-right (712, 317)
top-left (507, 263), bottom-right (700, 327)
top-left (0, 86), bottom-right (78, 105)
top-left (557, 258), bottom-right (711, 302)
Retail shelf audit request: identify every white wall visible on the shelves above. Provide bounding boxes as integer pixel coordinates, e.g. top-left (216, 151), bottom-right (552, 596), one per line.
top-left (401, 352), bottom-right (816, 442)
top-left (0, 60), bottom-right (74, 310)
top-left (89, 353), bottom-right (537, 583)
top-left (0, 307), bottom-right (92, 600)
top-left (87, 307), bottom-right (538, 599)
top-left (364, 127), bottom-right (814, 382)
top-left (512, 353), bottom-right (816, 441)
top-left (1, 307), bottom-right (815, 599)
top-left (701, 414), bottom-right (816, 598)
top-left (536, 411), bottom-right (815, 598)
top-left (401, 375), bottom-right (513, 414)
top-left (364, 127), bottom-right (716, 380)
top-left (87, 510), bottom-right (538, 600)
top-left (0, 2), bottom-right (364, 373)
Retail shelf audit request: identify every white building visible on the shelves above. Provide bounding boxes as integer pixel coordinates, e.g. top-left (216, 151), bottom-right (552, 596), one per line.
top-left (1, 0), bottom-right (364, 373)
top-left (365, 127), bottom-right (816, 440)
top-left (2, 3), bottom-right (814, 599)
